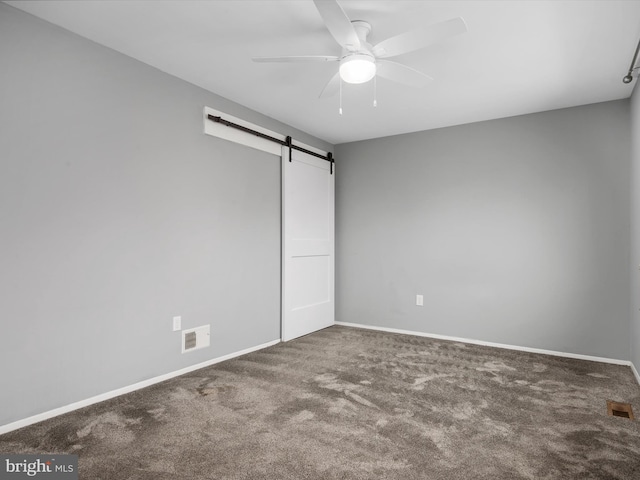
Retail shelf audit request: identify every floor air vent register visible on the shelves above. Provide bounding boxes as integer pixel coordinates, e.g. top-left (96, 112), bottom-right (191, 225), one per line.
top-left (607, 400), bottom-right (634, 419)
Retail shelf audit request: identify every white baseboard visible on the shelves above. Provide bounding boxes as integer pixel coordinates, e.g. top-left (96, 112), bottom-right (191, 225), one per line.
top-left (631, 362), bottom-right (640, 386)
top-left (0, 338), bottom-right (280, 436)
top-left (336, 321), bottom-right (633, 367)
top-left (3, 327), bottom-right (637, 436)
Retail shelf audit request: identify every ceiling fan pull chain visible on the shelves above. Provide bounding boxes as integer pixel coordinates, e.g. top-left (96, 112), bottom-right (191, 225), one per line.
top-left (373, 75), bottom-right (377, 107)
top-left (339, 76), bottom-right (343, 115)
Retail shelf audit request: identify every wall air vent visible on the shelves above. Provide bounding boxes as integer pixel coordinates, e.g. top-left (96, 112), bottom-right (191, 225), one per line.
top-left (184, 332), bottom-right (197, 350)
top-left (181, 325), bottom-right (210, 353)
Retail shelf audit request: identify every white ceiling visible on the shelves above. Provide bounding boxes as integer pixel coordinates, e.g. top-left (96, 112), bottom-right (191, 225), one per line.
top-left (7, 0), bottom-right (640, 145)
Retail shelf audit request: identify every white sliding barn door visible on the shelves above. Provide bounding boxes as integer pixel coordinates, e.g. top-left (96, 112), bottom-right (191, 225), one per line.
top-left (282, 146), bottom-right (335, 341)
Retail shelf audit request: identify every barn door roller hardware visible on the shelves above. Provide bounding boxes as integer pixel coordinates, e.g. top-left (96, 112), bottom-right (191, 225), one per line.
top-left (623, 36), bottom-right (640, 84)
top-left (207, 115), bottom-right (334, 174)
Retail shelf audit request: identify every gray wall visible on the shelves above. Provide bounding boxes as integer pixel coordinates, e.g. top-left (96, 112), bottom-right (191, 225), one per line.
top-left (336, 101), bottom-right (630, 360)
top-left (631, 87), bottom-right (640, 371)
top-left (0, 3), bottom-right (332, 427)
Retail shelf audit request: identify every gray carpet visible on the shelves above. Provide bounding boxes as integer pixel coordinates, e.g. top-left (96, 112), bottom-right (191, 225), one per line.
top-left (1, 325), bottom-right (639, 479)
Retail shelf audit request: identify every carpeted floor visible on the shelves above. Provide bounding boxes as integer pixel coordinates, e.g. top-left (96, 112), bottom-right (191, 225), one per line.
top-left (1, 325), bottom-right (639, 479)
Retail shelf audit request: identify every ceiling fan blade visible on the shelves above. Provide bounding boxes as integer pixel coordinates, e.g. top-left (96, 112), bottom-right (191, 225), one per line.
top-left (313, 0), bottom-right (360, 51)
top-left (372, 17), bottom-right (467, 59)
top-left (319, 71), bottom-right (340, 98)
top-left (252, 55), bottom-right (339, 63)
top-left (376, 60), bottom-right (433, 88)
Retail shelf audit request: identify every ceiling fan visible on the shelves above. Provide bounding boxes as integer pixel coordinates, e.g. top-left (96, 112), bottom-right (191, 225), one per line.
top-left (252, 0), bottom-right (467, 99)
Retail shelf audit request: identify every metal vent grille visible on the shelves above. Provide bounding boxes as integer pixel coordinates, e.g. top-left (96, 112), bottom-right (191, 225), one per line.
top-left (612, 410), bottom-right (630, 418)
top-left (607, 400), bottom-right (634, 420)
top-left (184, 331), bottom-right (197, 350)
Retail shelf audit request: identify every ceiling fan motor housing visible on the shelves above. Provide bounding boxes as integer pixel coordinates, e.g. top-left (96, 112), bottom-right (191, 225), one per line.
top-left (351, 20), bottom-right (372, 43)
top-left (339, 21), bottom-right (376, 84)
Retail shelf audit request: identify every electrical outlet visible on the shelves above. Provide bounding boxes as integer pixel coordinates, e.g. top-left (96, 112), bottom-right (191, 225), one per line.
top-left (416, 295), bottom-right (424, 306)
top-left (172, 316), bottom-right (181, 331)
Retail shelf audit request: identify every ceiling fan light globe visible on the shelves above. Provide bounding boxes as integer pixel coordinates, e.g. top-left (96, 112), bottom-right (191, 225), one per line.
top-left (339, 54), bottom-right (376, 84)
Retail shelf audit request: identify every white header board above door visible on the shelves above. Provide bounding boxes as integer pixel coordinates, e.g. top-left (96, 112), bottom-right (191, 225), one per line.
top-left (203, 107), bottom-right (328, 158)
